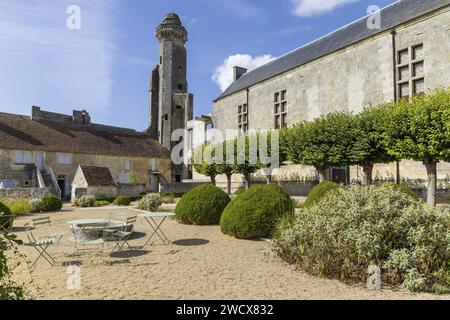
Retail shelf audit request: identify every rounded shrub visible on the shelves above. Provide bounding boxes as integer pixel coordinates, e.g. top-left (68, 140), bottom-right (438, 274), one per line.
top-left (176, 184), bottom-right (230, 225)
top-left (29, 199), bottom-right (44, 213)
top-left (0, 202), bottom-right (13, 229)
top-left (220, 184), bottom-right (293, 239)
top-left (274, 184), bottom-right (450, 292)
top-left (78, 195), bottom-right (96, 207)
top-left (113, 196), bottom-right (132, 206)
top-left (138, 193), bottom-right (162, 211)
top-left (41, 195), bottom-right (63, 212)
top-left (304, 181), bottom-right (340, 208)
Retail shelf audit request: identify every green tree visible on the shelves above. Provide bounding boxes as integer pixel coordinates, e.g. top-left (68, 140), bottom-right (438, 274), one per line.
top-left (352, 104), bottom-right (396, 185)
top-left (216, 140), bottom-right (235, 195)
top-left (284, 112), bottom-right (358, 183)
top-left (191, 144), bottom-right (220, 186)
top-left (233, 135), bottom-right (260, 189)
top-left (382, 89), bottom-right (450, 207)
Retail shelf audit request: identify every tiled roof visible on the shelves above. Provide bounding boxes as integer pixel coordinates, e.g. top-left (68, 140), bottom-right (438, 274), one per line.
top-left (80, 166), bottom-right (116, 186)
top-left (0, 112), bottom-right (171, 158)
top-left (215, 0), bottom-right (450, 101)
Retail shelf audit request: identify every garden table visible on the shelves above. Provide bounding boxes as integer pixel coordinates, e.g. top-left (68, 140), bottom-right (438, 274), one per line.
top-left (133, 210), bottom-right (175, 246)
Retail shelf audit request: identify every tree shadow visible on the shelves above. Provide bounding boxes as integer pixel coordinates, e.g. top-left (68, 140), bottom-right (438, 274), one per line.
top-left (172, 238), bottom-right (209, 247)
top-left (109, 249), bottom-right (150, 259)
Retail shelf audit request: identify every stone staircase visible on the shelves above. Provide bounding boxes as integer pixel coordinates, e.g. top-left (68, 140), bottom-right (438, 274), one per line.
top-left (41, 173), bottom-right (54, 188)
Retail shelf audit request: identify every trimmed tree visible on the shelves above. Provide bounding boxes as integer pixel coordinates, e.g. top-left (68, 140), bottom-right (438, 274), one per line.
top-left (284, 112), bottom-right (358, 183)
top-left (352, 103), bottom-right (396, 185)
top-left (191, 144), bottom-right (220, 185)
top-left (382, 89), bottom-right (450, 207)
top-left (233, 135), bottom-right (260, 189)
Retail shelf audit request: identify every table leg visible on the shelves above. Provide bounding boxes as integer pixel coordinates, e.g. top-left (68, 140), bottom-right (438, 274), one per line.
top-left (143, 217), bottom-right (171, 247)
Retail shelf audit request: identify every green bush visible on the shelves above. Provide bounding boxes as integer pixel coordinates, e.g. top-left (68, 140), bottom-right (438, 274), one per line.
top-left (29, 199), bottom-right (44, 213)
top-left (41, 195), bottom-right (63, 212)
top-left (274, 184), bottom-right (450, 292)
top-left (78, 195), bottom-right (96, 207)
top-left (96, 196), bottom-right (117, 204)
top-left (0, 199), bottom-right (31, 216)
top-left (220, 184), bottom-right (293, 239)
top-left (176, 184), bottom-right (230, 225)
top-left (304, 181), bottom-right (340, 208)
top-left (95, 200), bottom-right (110, 207)
top-left (138, 194), bottom-right (162, 211)
top-left (160, 192), bottom-right (185, 198)
top-left (113, 196), bottom-right (132, 206)
top-left (383, 182), bottom-right (419, 200)
top-left (0, 202), bottom-right (13, 229)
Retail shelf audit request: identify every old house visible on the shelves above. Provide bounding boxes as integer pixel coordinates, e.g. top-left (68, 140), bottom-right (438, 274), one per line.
top-left (0, 107), bottom-right (171, 199)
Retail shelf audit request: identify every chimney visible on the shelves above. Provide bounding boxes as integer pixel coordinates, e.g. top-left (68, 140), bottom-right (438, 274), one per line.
top-left (72, 109), bottom-right (91, 125)
top-left (31, 106), bottom-right (42, 120)
top-left (233, 66), bottom-right (248, 81)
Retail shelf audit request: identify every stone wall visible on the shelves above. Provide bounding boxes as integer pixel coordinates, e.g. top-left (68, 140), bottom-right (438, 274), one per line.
top-left (160, 182), bottom-right (207, 194)
top-left (117, 184), bottom-right (146, 196)
top-left (0, 187), bottom-right (56, 199)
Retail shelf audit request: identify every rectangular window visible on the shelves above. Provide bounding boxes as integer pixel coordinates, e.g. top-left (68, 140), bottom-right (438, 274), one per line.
top-left (125, 159), bottom-right (132, 171)
top-left (396, 44), bottom-right (425, 100)
top-left (237, 103), bottom-right (248, 135)
top-left (57, 153), bottom-right (72, 165)
top-left (274, 90), bottom-right (288, 129)
top-left (15, 151), bottom-right (33, 164)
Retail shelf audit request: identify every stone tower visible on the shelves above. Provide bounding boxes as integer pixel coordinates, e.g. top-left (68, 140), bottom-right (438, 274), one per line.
top-left (148, 13), bottom-right (194, 182)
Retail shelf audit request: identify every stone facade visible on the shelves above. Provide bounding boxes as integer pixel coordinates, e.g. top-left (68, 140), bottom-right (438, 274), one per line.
top-left (0, 187), bottom-right (56, 199)
top-left (210, 3), bottom-right (450, 188)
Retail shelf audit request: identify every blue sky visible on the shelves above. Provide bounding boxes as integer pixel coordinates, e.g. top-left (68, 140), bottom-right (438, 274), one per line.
top-left (0, 0), bottom-right (397, 131)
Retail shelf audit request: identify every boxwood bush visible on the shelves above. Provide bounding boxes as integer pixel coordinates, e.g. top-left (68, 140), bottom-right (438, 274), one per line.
top-left (29, 199), bottom-right (44, 213)
top-left (41, 195), bottom-right (63, 212)
top-left (274, 184), bottom-right (450, 292)
top-left (220, 184), bottom-right (293, 239)
top-left (304, 181), bottom-right (340, 208)
top-left (176, 184), bottom-right (230, 225)
top-left (113, 196), bottom-right (132, 206)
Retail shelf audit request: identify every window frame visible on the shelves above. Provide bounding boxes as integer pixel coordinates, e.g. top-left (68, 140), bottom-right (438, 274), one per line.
top-left (237, 103), bottom-right (248, 135)
top-left (274, 90), bottom-right (288, 129)
top-left (57, 153), bottom-right (72, 165)
top-left (396, 43), bottom-right (425, 100)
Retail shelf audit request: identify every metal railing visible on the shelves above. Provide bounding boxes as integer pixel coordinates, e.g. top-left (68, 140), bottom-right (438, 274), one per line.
top-left (45, 165), bottom-right (61, 199)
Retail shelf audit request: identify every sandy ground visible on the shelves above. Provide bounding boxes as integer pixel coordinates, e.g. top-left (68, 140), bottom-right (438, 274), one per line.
top-left (8, 205), bottom-right (449, 300)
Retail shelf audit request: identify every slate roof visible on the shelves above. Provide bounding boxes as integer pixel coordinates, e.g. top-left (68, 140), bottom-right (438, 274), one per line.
top-left (0, 112), bottom-right (171, 159)
top-left (80, 166), bottom-right (116, 187)
top-left (215, 0), bottom-right (450, 101)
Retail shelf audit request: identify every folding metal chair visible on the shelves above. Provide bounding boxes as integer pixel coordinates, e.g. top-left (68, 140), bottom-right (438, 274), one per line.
top-left (106, 216), bottom-right (137, 253)
top-left (26, 229), bottom-right (63, 269)
top-left (74, 223), bottom-right (107, 253)
top-left (25, 217), bottom-right (63, 269)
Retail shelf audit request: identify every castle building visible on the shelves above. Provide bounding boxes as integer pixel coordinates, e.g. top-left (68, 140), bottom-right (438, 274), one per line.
top-left (209, 0), bottom-right (450, 189)
top-left (148, 13), bottom-right (194, 182)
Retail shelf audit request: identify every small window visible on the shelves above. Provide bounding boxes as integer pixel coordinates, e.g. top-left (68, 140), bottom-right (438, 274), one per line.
top-left (413, 79), bottom-right (425, 95)
top-left (57, 153), bottom-right (72, 165)
top-left (398, 49), bottom-right (409, 64)
top-left (412, 62), bottom-right (424, 77)
top-left (15, 151), bottom-right (33, 164)
top-left (125, 159), bottom-right (132, 171)
top-left (237, 103), bottom-right (248, 135)
top-left (412, 44), bottom-right (423, 60)
top-left (175, 175), bottom-right (182, 183)
top-left (274, 90), bottom-right (288, 129)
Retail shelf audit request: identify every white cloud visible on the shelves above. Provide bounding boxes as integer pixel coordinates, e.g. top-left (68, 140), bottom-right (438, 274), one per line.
top-left (212, 54), bottom-right (276, 92)
top-left (291, 0), bottom-right (359, 17)
top-left (0, 0), bottom-right (118, 116)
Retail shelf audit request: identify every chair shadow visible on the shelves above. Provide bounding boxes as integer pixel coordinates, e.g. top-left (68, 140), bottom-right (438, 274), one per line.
top-left (109, 249), bottom-right (150, 259)
top-left (172, 238), bottom-right (210, 247)
top-left (11, 226), bottom-right (29, 233)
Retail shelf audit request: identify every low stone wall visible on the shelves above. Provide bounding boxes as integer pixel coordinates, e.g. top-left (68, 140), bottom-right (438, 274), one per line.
top-left (0, 187), bottom-right (56, 199)
top-left (160, 182), bottom-right (208, 194)
top-left (117, 184), bottom-right (146, 196)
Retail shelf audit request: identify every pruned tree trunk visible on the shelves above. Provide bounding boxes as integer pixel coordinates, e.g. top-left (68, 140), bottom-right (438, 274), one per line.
top-left (316, 167), bottom-right (327, 183)
top-left (210, 175), bottom-right (217, 186)
top-left (226, 173), bottom-right (232, 195)
top-left (424, 159), bottom-right (437, 207)
top-left (244, 173), bottom-right (251, 189)
top-left (362, 162), bottom-right (374, 185)
top-left (266, 174), bottom-right (272, 184)
top-left (396, 161), bottom-right (401, 184)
